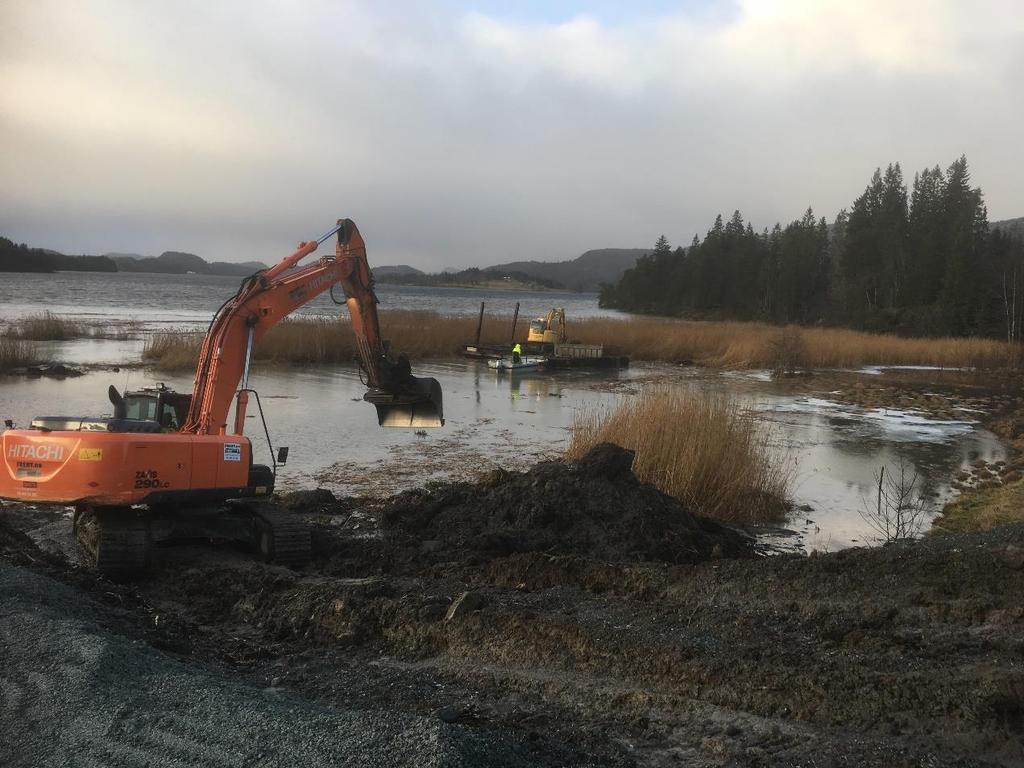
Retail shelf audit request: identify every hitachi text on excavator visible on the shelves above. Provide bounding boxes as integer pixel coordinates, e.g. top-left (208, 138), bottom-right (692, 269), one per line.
top-left (0, 219), bottom-right (444, 575)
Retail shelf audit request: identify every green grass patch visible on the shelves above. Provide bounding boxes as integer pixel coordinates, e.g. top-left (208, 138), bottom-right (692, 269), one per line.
top-left (931, 479), bottom-right (1024, 534)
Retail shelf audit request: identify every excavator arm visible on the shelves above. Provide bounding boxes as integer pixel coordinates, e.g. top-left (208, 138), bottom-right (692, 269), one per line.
top-left (182, 218), bottom-right (443, 435)
top-left (550, 308), bottom-right (567, 343)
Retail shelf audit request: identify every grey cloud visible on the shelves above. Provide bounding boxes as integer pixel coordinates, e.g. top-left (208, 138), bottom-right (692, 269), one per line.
top-left (1, 1), bottom-right (1022, 270)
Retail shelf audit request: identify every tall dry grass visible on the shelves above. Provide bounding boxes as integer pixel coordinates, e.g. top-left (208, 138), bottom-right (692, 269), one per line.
top-left (569, 317), bottom-right (1018, 369)
top-left (566, 388), bottom-right (791, 524)
top-left (139, 309), bottom-right (1021, 371)
top-left (0, 338), bottom-right (41, 371)
top-left (10, 312), bottom-right (85, 341)
top-left (143, 332), bottom-right (204, 371)
top-left (142, 311), bottom-right (527, 371)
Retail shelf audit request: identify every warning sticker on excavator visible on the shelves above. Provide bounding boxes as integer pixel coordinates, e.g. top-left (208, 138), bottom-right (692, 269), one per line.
top-left (78, 448), bottom-right (103, 462)
top-left (224, 443), bottom-right (242, 462)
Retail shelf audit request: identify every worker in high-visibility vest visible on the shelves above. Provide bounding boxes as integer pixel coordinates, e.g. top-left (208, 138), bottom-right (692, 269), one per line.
top-left (512, 342), bottom-right (522, 364)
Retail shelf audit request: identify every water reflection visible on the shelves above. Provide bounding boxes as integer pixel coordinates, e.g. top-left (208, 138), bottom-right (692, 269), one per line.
top-left (0, 359), bottom-right (1007, 552)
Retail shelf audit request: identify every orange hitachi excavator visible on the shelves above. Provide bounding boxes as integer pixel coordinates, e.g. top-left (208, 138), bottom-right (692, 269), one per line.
top-left (0, 218), bottom-right (443, 575)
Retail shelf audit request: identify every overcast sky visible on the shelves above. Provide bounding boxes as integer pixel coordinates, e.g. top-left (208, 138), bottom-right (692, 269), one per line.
top-left (2, 0), bottom-right (1022, 269)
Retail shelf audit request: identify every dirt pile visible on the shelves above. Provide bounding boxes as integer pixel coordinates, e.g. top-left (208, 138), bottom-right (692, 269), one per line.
top-left (380, 443), bottom-right (752, 566)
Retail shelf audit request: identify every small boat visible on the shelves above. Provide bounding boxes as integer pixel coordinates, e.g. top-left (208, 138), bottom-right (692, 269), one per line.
top-left (487, 356), bottom-right (546, 372)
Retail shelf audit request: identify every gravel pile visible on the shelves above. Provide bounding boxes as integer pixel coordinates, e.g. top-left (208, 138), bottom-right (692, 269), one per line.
top-left (0, 564), bottom-right (602, 768)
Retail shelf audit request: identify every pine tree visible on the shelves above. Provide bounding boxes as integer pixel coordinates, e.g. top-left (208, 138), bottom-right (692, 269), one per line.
top-left (906, 166), bottom-right (946, 305)
top-left (939, 156), bottom-right (988, 334)
top-left (652, 235), bottom-right (672, 260)
top-left (842, 168), bottom-right (885, 315)
top-left (878, 163), bottom-right (908, 308)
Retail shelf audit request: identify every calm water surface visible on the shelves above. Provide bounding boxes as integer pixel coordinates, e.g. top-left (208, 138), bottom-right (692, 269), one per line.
top-left (0, 271), bottom-right (622, 328)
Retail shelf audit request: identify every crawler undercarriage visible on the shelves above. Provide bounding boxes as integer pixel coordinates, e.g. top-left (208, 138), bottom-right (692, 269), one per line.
top-left (73, 502), bottom-right (311, 577)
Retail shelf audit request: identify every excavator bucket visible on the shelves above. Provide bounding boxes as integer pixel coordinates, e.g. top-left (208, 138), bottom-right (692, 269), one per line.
top-left (365, 376), bottom-right (444, 428)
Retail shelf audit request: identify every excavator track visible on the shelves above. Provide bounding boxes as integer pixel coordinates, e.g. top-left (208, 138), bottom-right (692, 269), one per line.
top-left (245, 503), bottom-right (312, 568)
top-left (74, 506), bottom-right (152, 579)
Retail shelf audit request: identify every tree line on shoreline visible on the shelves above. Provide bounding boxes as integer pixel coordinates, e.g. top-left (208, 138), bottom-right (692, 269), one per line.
top-left (0, 237), bottom-right (117, 273)
top-left (0, 238), bottom-right (266, 277)
top-left (375, 266), bottom-right (566, 291)
top-left (600, 157), bottom-right (1024, 340)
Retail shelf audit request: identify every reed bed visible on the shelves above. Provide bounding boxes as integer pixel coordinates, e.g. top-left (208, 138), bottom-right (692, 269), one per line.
top-left (566, 388), bottom-right (792, 524)
top-left (139, 309), bottom-right (1021, 371)
top-left (9, 312), bottom-right (85, 341)
top-left (142, 311), bottom-right (521, 370)
top-left (0, 338), bottom-right (41, 371)
top-left (569, 317), bottom-right (1018, 369)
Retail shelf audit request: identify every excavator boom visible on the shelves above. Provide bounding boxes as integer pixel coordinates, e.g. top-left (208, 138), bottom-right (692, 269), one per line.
top-left (183, 218), bottom-right (443, 434)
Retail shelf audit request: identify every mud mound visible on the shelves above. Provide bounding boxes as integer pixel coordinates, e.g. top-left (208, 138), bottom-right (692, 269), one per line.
top-left (381, 443), bottom-right (752, 566)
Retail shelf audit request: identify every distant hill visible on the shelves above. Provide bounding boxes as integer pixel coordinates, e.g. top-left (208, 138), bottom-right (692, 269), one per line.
top-left (486, 248), bottom-right (649, 292)
top-left (993, 217), bottom-right (1024, 240)
top-left (112, 251), bottom-right (266, 276)
top-left (373, 264), bottom-right (425, 278)
top-left (375, 266), bottom-right (565, 291)
top-left (0, 238), bottom-right (116, 273)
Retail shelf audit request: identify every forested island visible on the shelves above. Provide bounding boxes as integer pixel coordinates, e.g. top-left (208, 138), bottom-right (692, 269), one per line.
top-left (601, 157), bottom-right (1024, 340)
top-left (0, 239), bottom-right (266, 277)
top-left (374, 266), bottom-right (568, 291)
top-left (375, 249), bottom-right (647, 293)
top-left (0, 239), bottom-right (117, 273)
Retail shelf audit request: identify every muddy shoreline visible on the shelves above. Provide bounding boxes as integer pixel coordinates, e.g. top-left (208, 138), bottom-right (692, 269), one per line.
top-left (3, 447), bottom-right (1024, 766)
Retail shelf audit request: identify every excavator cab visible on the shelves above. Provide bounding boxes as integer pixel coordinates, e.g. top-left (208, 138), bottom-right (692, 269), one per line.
top-left (121, 385), bottom-right (192, 432)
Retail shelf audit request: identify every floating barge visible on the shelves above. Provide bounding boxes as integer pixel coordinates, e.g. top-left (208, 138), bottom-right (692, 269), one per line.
top-left (462, 301), bottom-right (629, 369)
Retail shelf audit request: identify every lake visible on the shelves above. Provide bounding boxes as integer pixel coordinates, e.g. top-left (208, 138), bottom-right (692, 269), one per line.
top-left (0, 270), bottom-right (624, 329)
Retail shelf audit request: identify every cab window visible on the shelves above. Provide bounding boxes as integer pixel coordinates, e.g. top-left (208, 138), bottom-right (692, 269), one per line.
top-left (125, 396), bottom-right (158, 421)
top-left (159, 403), bottom-right (180, 430)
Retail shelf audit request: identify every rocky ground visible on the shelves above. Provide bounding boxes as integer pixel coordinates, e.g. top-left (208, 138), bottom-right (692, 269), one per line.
top-left (2, 444), bottom-right (1024, 766)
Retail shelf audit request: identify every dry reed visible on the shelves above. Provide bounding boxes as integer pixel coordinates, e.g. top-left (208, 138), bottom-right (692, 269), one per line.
top-left (141, 311), bottom-right (525, 371)
top-left (10, 312), bottom-right (84, 341)
top-left (143, 332), bottom-right (203, 371)
top-left (569, 317), bottom-right (1018, 369)
top-left (139, 310), bottom-right (1021, 371)
top-left (566, 387), bottom-right (791, 524)
top-left (0, 338), bottom-right (41, 371)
